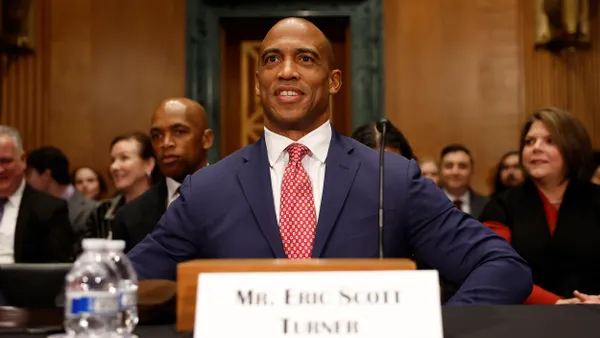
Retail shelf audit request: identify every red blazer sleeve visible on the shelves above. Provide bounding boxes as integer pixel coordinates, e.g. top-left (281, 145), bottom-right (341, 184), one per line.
top-left (483, 221), bottom-right (561, 304)
top-left (483, 221), bottom-right (511, 242)
top-left (525, 285), bottom-right (562, 304)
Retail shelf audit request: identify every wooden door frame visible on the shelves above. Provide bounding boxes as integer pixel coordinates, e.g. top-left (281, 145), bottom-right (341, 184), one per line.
top-left (186, 0), bottom-right (384, 162)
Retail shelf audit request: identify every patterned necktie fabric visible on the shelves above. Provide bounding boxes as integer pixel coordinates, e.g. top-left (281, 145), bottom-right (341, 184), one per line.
top-left (279, 143), bottom-right (317, 259)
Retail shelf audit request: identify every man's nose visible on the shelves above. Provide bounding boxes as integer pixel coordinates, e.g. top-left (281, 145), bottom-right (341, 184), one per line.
top-left (161, 133), bottom-right (175, 148)
top-left (278, 59), bottom-right (299, 80)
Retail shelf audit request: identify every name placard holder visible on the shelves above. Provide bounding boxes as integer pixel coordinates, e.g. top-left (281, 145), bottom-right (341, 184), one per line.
top-left (194, 270), bottom-right (442, 338)
top-left (176, 258), bottom-right (440, 336)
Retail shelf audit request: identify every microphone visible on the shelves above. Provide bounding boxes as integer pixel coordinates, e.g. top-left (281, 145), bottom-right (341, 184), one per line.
top-left (376, 118), bottom-right (388, 259)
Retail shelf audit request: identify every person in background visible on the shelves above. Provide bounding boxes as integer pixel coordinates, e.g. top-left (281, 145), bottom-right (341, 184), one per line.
top-left (72, 166), bottom-right (108, 201)
top-left (85, 132), bottom-right (157, 239)
top-left (439, 144), bottom-right (489, 218)
top-left (591, 151), bottom-right (600, 185)
top-left (25, 146), bottom-right (96, 256)
top-left (0, 126), bottom-right (74, 263)
top-left (418, 157), bottom-right (440, 185)
top-left (480, 107), bottom-right (600, 305)
top-left (492, 150), bottom-right (525, 196)
top-left (351, 120), bottom-right (415, 159)
top-left (113, 98), bottom-right (213, 252)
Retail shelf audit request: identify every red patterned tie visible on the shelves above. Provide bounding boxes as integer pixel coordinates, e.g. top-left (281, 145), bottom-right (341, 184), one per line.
top-left (279, 143), bottom-right (317, 259)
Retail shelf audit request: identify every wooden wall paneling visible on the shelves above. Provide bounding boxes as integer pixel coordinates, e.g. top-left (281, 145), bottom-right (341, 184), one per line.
top-left (47, 0), bottom-right (186, 190)
top-left (384, 0), bottom-right (523, 194)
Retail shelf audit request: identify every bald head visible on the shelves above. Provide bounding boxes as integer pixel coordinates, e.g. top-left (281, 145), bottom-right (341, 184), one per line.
top-left (152, 98), bottom-right (207, 127)
top-left (150, 97), bottom-right (213, 181)
top-left (262, 17), bottom-right (335, 69)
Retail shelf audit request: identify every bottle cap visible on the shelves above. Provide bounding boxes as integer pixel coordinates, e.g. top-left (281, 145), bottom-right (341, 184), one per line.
top-left (82, 238), bottom-right (108, 250)
top-left (105, 240), bottom-right (126, 251)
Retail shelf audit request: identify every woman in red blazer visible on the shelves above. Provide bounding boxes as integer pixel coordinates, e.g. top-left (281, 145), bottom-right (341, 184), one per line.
top-left (480, 107), bottom-right (600, 305)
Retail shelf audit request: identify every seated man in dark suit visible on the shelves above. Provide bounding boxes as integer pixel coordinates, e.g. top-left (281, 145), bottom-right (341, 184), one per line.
top-left (0, 126), bottom-right (74, 263)
top-left (128, 18), bottom-right (533, 305)
top-left (25, 146), bottom-right (96, 256)
top-left (112, 98), bottom-right (214, 252)
top-left (439, 144), bottom-right (490, 218)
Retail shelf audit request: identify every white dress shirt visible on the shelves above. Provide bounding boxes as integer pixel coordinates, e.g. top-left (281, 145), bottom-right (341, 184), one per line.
top-left (165, 163), bottom-right (209, 208)
top-left (0, 179), bottom-right (26, 264)
top-left (265, 121), bottom-right (331, 225)
top-left (444, 189), bottom-right (470, 215)
top-left (166, 177), bottom-right (182, 208)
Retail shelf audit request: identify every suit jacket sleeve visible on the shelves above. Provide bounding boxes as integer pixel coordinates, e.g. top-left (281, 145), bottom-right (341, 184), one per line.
top-left (128, 176), bottom-right (199, 280)
top-left (47, 200), bottom-right (76, 262)
top-left (404, 160), bottom-right (532, 305)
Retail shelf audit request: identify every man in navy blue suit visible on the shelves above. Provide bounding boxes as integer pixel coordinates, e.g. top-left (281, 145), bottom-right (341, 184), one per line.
top-left (128, 17), bottom-right (532, 305)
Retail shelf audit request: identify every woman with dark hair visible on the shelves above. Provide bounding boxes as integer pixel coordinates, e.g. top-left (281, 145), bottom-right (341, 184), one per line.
top-left (85, 132), bottom-right (158, 239)
top-left (71, 166), bottom-right (108, 201)
top-left (351, 121), bottom-right (415, 159)
top-left (480, 107), bottom-right (600, 304)
top-left (491, 150), bottom-right (524, 196)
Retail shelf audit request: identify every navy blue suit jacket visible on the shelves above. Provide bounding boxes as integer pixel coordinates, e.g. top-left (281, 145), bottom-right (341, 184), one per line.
top-left (128, 128), bottom-right (532, 305)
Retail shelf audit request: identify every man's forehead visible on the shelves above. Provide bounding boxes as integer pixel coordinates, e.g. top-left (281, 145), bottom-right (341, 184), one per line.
top-left (0, 136), bottom-right (16, 148)
top-left (443, 152), bottom-right (471, 162)
top-left (260, 35), bottom-right (324, 52)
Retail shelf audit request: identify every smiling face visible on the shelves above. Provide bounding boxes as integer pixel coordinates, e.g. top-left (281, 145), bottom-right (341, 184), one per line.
top-left (440, 151), bottom-right (473, 193)
top-left (255, 18), bottom-right (342, 139)
top-left (0, 136), bottom-right (25, 198)
top-left (109, 139), bottom-right (154, 192)
top-left (522, 120), bottom-right (564, 182)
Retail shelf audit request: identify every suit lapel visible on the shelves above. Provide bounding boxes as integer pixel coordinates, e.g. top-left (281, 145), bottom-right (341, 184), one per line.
top-left (147, 180), bottom-right (168, 230)
top-left (237, 137), bottom-right (285, 258)
top-left (13, 185), bottom-right (33, 263)
top-left (312, 130), bottom-right (359, 257)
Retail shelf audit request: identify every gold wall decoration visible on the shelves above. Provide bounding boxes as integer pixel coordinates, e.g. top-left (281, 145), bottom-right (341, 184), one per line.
top-left (240, 41), bottom-right (263, 147)
top-left (535, 0), bottom-right (590, 51)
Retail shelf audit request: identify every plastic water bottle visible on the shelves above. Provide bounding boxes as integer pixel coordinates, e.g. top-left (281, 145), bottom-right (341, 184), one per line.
top-left (105, 240), bottom-right (139, 336)
top-left (64, 238), bottom-right (120, 337)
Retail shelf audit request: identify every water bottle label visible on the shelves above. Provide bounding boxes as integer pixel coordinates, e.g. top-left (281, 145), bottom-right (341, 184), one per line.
top-left (66, 292), bottom-right (119, 315)
top-left (119, 290), bottom-right (138, 310)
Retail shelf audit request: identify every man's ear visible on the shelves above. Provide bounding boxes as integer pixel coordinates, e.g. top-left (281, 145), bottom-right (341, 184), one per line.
top-left (328, 69), bottom-right (342, 94)
top-left (202, 129), bottom-right (214, 150)
top-left (255, 71), bottom-right (260, 96)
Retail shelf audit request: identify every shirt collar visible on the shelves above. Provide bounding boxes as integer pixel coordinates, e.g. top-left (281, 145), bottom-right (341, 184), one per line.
top-left (444, 189), bottom-right (470, 203)
top-left (166, 177), bottom-right (181, 198)
top-left (8, 179), bottom-right (26, 206)
top-left (264, 120), bottom-right (332, 167)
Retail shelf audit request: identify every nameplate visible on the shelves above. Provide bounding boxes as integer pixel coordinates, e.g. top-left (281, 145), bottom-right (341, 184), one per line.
top-left (194, 270), bottom-right (443, 338)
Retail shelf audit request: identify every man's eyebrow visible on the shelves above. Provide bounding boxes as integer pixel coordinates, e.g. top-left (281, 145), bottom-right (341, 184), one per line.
top-left (297, 48), bottom-right (321, 59)
top-left (260, 48), bottom-right (280, 59)
top-left (259, 47), bottom-right (321, 59)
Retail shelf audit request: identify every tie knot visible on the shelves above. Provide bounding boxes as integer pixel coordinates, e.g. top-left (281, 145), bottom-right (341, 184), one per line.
top-left (453, 199), bottom-right (463, 210)
top-left (286, 143), bottom-right (310, 163)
